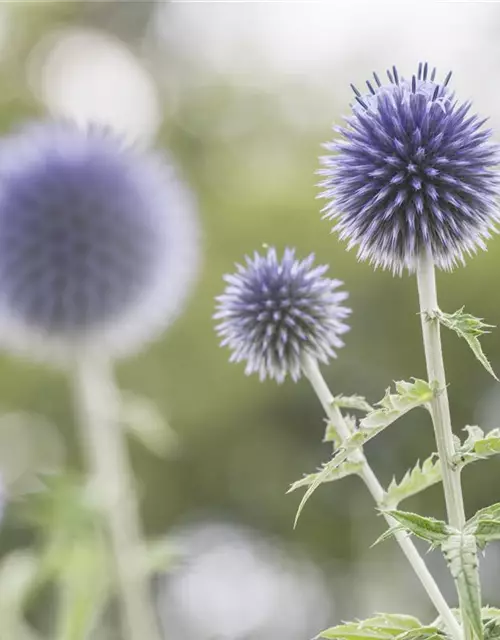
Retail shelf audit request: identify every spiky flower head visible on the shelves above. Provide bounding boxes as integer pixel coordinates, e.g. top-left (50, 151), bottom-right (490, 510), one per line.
top-left (0, 121), bottom-right (198, 361)
top-left (214, 247), bottom-right (350, 383)
top-left (320, 62), bottom-right (500, 273)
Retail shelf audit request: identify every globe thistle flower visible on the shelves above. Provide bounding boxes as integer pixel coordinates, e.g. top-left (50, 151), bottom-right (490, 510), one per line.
top-left (0, 121), bottom-right (199, 360)
top-left (214, 247), bottom-right (350, 383)
top-left (320, 62), bottom-right (500, 273)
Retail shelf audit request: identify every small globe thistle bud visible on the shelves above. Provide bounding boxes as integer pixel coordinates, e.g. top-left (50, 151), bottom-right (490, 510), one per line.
top-left (214, 247), bottom-right (350, 383)
top-left (0, 121), bottom-right (199, 360)
top-left (320, 63), bottom-right (500, 273)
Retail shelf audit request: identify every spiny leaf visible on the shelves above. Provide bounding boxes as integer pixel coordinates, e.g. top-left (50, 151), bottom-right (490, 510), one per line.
top-left (361, 379), bottom-right (434, 430)
top-left (333, 395), bottom-right (373, 413)
top-left (474, 429), bottom-right (500, 457)
top-left (382, 454), bottom-right (442, 509)
top-left (317, 613), bottom-right (423, 640)
top-left (289, 461), bottom-right (363, 492)
top-left (453, 426), bottom-right (500, 468)
top-left (293, 380), bottom-right (434, 527)
top-left (374, 510), bottom-right (455, 547)
top-left (465, 503), bottom-right (500, 550)
top-left (433, 606), bottom-right (500, 635)
top-left (429, 308), bottom-right (498, 381)
top-left (483, 607), bottom-right (500, 640)
top-left (442, 533), bottom-right (483, 640)
top-left (324, 414), bottom-right (356, 446)
top-left (396, 629), bottom-right (447, 640)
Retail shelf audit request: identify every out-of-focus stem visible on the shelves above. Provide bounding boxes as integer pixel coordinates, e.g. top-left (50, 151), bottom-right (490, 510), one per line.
top-left (72, 351), bottom-right (162, 640)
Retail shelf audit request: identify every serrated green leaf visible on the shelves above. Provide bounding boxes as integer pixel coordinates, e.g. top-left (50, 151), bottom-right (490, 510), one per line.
top-left (474, 430), bottom-right (500, 457)
top-left (465, 503), bottom-right (500, 549)
top-left (293, 380), bottom-right (434, 527)
top-left (324, 414), bottom-right (356, 446)
top-left (396, 628), bottom-right (447, 640)
top-left (453, 426), bottom-right (500, 469)
top-left (442, 533), bottom-right (483, 640)
top-left (375, 510), bottom-right (455, 547)
top-left (361, 379), bottom-right (434, 430)
top-left (317, 614), bottom-right (423, 640)
top-left (289, 461), bottom-right (363, 492)
top-left (483, 607), bottom-right (500, 640)
top-left (430, 308), bottom-right (498, 381)
top-left (382, 454), bottom-right (442, 509)
top-left (333, 395), bottom-right (373, 413)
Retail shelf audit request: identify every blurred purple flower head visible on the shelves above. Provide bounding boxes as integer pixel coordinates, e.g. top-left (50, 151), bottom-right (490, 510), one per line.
top-left (214, 247), bottom-right (350, 383)
top-left (320, 63), bottom-right (500, 273)
top-left (0, 121), bottom-right (199, 360)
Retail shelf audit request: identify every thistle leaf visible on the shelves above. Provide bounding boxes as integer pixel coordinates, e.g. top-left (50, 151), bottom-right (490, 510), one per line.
top-left (333, 395), bottom-right (373, 413)
top-left (396, 629), bottom-right (447, 640)
top-left (375, 510), bottom-right (455, 547)
top-left (293, 380), bottom-right (434, 527)
top-left (288, 461), bottom-right (363, 492)
top-left (453, 426), bottom-right (500, 468)
top-left (465, 503), bottom-right (500, 550)
top-left (360, 379), bottom-right (434, 430)
top-left (473, 428), bottom-right (500, 457)
top-left (483, 607), bottom-right (500, 640)
top-left (442, 533), bottom-right (483, 640)
top-left (317, 613), bottom-right (423, 640)
top-left (324, 414), bottom-right (357, 446)
top-left (430, 308), bottom-right (498, 381)
top-left (382, 454), bottom-right (442, 509)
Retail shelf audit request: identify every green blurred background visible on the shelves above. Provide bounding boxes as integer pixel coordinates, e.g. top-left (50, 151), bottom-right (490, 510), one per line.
top-left (0, 2), bottom-right (499, 638)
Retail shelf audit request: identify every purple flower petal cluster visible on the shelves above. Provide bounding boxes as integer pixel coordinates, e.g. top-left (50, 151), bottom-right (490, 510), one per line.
top-left (0, 121), bottom-right (199, 360)
top-left (320, 63), bottom-right (500, 273)
top-left (215, 247), bottom-right (350, 383)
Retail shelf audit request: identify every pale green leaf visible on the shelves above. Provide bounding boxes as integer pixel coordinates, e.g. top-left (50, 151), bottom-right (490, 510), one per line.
top-left (120, 392), bottom-right (177, 457)
top-left (465, 503), bottom-right (500, 549)
top-left (430, 308), bottom-right (498, 380)
top-left (382, 454), bottom-right (442, 509)
top-left (483, 607), bottom-right (500, 640)
top-left (442, 533), bottom-right (483, 640)
top-left (333, 395), bottom-right (373, 413)
top-left (474, 430), bottom-right (500, 457)
top-left (293, 380), bottom-right (434, 527)
top-left (396, 628), bottom-right (446, 640)
top-left (289, 461), bottom-right (363, 492)
top-left (323, 414), bottom-right (356, 446)
top-left (361, 379), bottom-right (434, 430)
top-left (0, 551), bottom-right (41, 640)
top-left (453, 426), bottom-right (500, 469)
top-left (318, 614), bottom-right (422, 640)
top-left (376, 510), bottom-right (455, 547)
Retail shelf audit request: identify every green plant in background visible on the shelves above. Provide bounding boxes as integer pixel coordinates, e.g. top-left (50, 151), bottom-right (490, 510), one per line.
top-left (0, 121), bottom-right (199, 639)
top-left (216, 63), bottom-right (500, 640)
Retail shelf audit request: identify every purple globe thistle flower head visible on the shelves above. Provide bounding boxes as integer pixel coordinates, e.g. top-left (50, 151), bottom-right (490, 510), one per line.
top-left (214, 247), bottom-right (350, 383)
top-left (320, 62), bottom-right (500, 274)
top-left (0, 121), bottom-right (199, 361)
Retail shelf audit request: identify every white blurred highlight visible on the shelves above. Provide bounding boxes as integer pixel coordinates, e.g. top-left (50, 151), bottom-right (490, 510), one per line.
top-left (158, 521), bottom-right (331, 640)
top-left (31, 28), bottom-right (161, 144)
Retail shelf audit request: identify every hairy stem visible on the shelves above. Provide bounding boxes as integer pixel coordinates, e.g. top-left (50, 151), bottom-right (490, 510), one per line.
top-left (416, 251), bottom-right (479, 640)
top-left (72, 351), bottom-right (162, 640)
top-left (302, 355), bottom-right (462, 640)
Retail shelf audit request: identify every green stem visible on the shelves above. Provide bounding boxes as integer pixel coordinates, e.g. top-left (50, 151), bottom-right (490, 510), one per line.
top-left (302, 355), bottom-right (462, 640)
top-left (71, 351), bottom-right (162, 640)
top-left (416, 252), bottom-right (479, 640)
